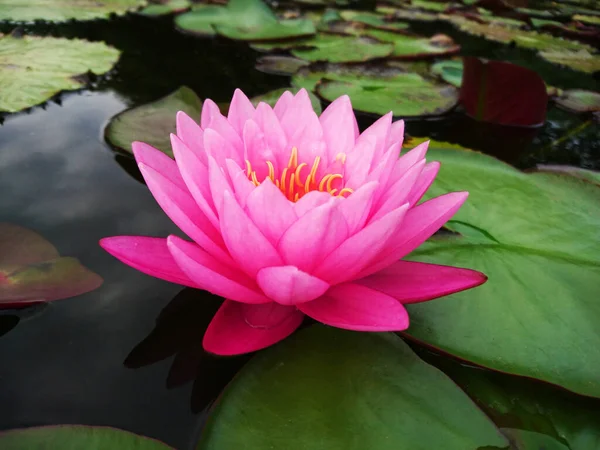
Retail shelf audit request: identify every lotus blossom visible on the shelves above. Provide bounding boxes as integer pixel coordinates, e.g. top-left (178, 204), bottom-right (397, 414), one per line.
top-left (101, 88), bottom-right (485, 355)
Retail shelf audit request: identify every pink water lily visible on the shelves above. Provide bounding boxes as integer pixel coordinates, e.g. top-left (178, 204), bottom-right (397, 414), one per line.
top-left (101, 89), bottom-right (485, 355)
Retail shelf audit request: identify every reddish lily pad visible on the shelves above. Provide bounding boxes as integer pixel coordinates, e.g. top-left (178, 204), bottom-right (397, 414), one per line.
top-left (0, 224), bottom-right (103, 309)
top-left (0, 426), bottom-right (173, 449)
top-left (403, 143), bottom-right (600, 398)
top-left (105, 86), bottom-right (202, 157)
top-left (460, 57), bottom-right (548, 126)
top-left (291, 33), bottom-right (395, 63)
top-left (554, 89), bottom-right (600, 113)
top-left (197, 325), bottom-right (508, 450)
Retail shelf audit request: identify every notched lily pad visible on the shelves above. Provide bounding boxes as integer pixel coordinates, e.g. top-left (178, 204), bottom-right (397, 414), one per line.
top-left (431, 59), bottom-right (463, 87)
top-left (197, 325), bottom-right (508, 450)
top-left (554, 89), bottom-right (600, 113)
top-left (291, 33), bottom-right (394, 63)
top-left (105, 86), bottom-right (202, 157)
top-left (0, 425), bottom-right (173, 449)
top-left (338, 10), bottom-right (411, 32)
top-left (255, 55), bottom-right (309, 76)
top-left (0, 223), bottom-right (103, 309)
top-left (0, 35), bottom-right (120, 113)
top-left (0, 0), bottom-right (147, 22)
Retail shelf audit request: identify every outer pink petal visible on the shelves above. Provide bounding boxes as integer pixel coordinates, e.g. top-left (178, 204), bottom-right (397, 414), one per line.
top-left (245, 178), bottom-right (297, 246)
top-left (207, 155), bottom-right (233, 217)
top-left (137, 163), bottom-right (232, 265)
top-left (171, 133), bottom-right (219, 228)
top-left (256, 266), bottom-right (330, 306)
top-left (360, 192), bottom-right (469, 277)
top-left (387, 119), bottom-right (405, 148)
top-left (337, 181), bottom-right (379, 234)
top-left (100, 236), bottom-right (199, 288)
top-left (278, 199), bottom-right (348, 273)
top-left (203, 301), bottom-right (304, 355)
top-left (344, 135), bottom-right (377, 189)
top-left (204, 128), bottom-right (242, 167)
top-left (253, 102), bottom-right (287, 157)
top-left (176, 111), bottom-right (205, 164)
top-left (228, 89), bottom-right (255, 135)
top-left (243, 119), bottom-right (277, 180)
top-left (357, 260), bottom-right (487, 304)
top-left (386, 141), bottom-right (429, 188)
top-left (354, 112), bottom-right (392, 163)
top-left (201, 100), bottom-right (244, 161)
top-left (406, 161), bottom-right (440, 206)
top-left (132, 142), bottom-right (185, 189)
top-left (371, 159), bottom-right (425, 222)
top-left (220, 191), bottom-right (284, 277)
top-left (225, 159), bottom-right (255, 208)
top-left (200, 98), bottom-right (221, 129)
top-left (167, 235), bottom-right (269, 304)
top-left (298, 283), bottom-right (409, 331)
top-left (319, 95), bottom-right (359, 161)
top-left (273, 90), bottom-right (294, 118)
top-left (314, 203), bottom-right (409, 284)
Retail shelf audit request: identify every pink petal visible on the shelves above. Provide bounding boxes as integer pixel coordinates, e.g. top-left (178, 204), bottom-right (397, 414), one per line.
top-left (361, 192), bottom-right (469, 277)
top-left (406, 161), bottom-right (440, 206)
top-left (256, 266), bottom-right (330, 306)
top-left (243, 119), bottom-right (277, 180)
top-left (253, 102), bottom-right (287, 157)
top-left (315, 203), bottom-right (409, 284)
top-left (357, 260), bottom-right (487, 304)
top-left (337, 181), bottom-right (379, 234)
top-left (203, 301), bottom-right (304, 355)
top-left (137, 162), bottom-right (232, 265)
top-left (201, 100), bottom-right (243, 153)
top-left (132, 142), bottom-right (185, 189)
top-left (273, 90), bottom-right (294, 119)
top-left (386, 141), bottom-right (429, 188)
top-left (100, 236), bottom-right (198, 288)
top-left (226, 159), bottom-right (255, 208)
top-left (167, 235), bottom-right (269, 304)
top-left (355, 112), bottom-right (392, 163)
top-left (171, 133), bottom-right (219, 229)
top-left (228, 89), bottom-right (255, 135)
top-left (387, 119), bottom-right (405, 148)
top-left (280, 89), bottom-right (321, 141)
top-left (278, 199), bottom-right (348, 273)
top-left (220, 191), bottom-right (283, 277)
top-left (245, 178), bottom-right (297, 245)
top-left (364, 142), bottom-right (399, 194)
top-left (319, 95), bottom-right (359, 161)
top-left (207, 155), bottom-right (233, 217)
top-left (176, 111), bottom-right (206, 164)
top-left (298, 283), bottom-right (409, 331)
top-left (344, 135), bottom-right (377, 189)
top-left (371, 159), bottom-right (425, 222)
top-left (293, 191), bottom-right (332, 218)
top-left (200, 98), bottom-right (221, 129)
top-left (203, 127), bottom-right (242, 167)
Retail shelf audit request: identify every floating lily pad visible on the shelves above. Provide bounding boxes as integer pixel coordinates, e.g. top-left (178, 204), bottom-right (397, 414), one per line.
top-left (553, 89), bottom-right (600, 113)
top-left (139, 0), bottom-right (190, 16)
top-left (0, 426), bottom-right (173, 449)
top-left (338, 10), bottom-right (410, 31)
top-left (573, 14), bottom-right (600, 25)
top-left (255, 55), bottom-right (310, 76)
top-left (431, 59), bottom-right (463, 87)
top-left (362, 29), bottom-right (461, 59)
top-left (536, 165), bottom-right (600, 185)
top-left (411, 0), bottom-right (449, 12)
top-left (291, 33), bottom-right (394, 63)
top-left (376, 5), bottom-right (440, 21)
top-left (317, 74), bottom-right (458, 117)
top-left (105, 86), bottom-right (202, 157)
top-left (539, 49), bottom-right (600, 73)
top-left (197, 325), bottom-right (508, 450)
top-left (0, 223), bottom-right (103, 308)
top-left (0, 0), bottom-right (146, 22)
top-left (403, 143), bottom-right (600, 398)
top-left (251, 88), bottom-right (322, 114)
top-left (250, 37), bottom-right (314, 52)
top-left (175, 0), bottom-right (315, 41)
top-left (0, 35), bottom-right (120, 113)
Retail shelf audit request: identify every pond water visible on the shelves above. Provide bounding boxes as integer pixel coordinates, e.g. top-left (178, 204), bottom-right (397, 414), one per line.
top-left (0, 4), bottom-right (599, 450)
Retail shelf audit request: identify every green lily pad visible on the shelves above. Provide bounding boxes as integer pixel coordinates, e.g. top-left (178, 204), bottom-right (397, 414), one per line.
top-left (291, 33), bottom-right (394, 63)
top-left (255, 55), bottom-right (310, 76)
top-left (338, 10), bottom-right (410, 31)
top-left (411, 0), bottom-right (449, 12)
top-left (0, 223), bottom-right (103, 308)
top-left (251, 88), bottom-right (322, 114)
top-left (538, 49), bottom-right (600, 73)
top-left (139, 0), bottom-right (190, 16)
top-left (175, 0), bottom-right (315, 41)
top-left (535, 165), bottom-right (600, 185)
top-left (0, 35), bottom-right (120, 113)
top-left (428, 355), bottom-right (600, 450)
top-left (105, 86), bottom-right (202, 157)
top-left (573, 14), bottom-right (600, 25)
top-left (0, 426), bottom-right (173, 449)
top-left (403, 143), bottom-right (600, 398)
top-left (377, 5), bottom-right (439, 21)
top-left (361, 29), bottom-right (461, 59)
top-left (553, 89), bottom-right (600, 113)
top-left (431, 59), bottom-right (463, 87)
top-left (197, 325), bottom-right (508, 450)
top-left (0, 0), bottom-right (146, 22)
top-left (317, 72), bottom-right (458, 117)
top-left (530, 17), bottom-right (564, 28)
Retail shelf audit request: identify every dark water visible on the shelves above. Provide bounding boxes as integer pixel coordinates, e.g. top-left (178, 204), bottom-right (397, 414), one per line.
top-left (0, 11), bottom-right (598, 450)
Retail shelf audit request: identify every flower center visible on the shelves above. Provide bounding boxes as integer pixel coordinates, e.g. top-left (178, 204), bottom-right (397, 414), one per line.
top-left (245, 147), bottom-right (353, 202)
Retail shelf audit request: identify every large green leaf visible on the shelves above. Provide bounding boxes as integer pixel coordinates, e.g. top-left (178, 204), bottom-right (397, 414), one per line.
top-left (197, 325), bottom-right (508, 450)
top-left (539, 49), bottom-right (600, 74)
top-left (0, 224), bottom-right (103, 308)
top-left (554, 89), bottom-right (600, 113)
top-left (0, 426), bottom-right (173, 449)
top-left (0, 0), bottom-right (146, 22)
top-left (536, 165), bottom-right (600, 186)
top-left (291, 33), bottom-right (394, 63)
top-left (338, 10), bottom-right (410, 31)
top-left (317, 72), bottom-right (458, 117)
top-left (0, 35), bottom-right (120, 113)
top-left (175, 0), bottom-right (315, 41)
top-left (139, 0), bottom-right (190, 17)
top-left (105, 86), bottom-right (202, 157)
top-left (403, 143), bottom-right (600, 398)
top-left (361, 29), bottom-right (460, 59)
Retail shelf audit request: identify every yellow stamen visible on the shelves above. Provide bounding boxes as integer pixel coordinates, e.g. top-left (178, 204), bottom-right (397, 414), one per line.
top-left (266, 161), bottom-right (275, 181)
top-left (251, 171), bottom-right (259, 186)
top-left (338, 187), bottom-right (354, 198)
top-left (335, 152), bottom-right (347, 164)
top-left (287, 147), bottom-right (298, 168)
top-left (280, 167), bottom-right (288, 192)
top-left (319, 174), bottom-right (332, 192)
top-left (326, 174), bottom-right (342, 192)
top-left (288, 173), bottom-right (295, 200)
top-left (294, 163), bottom-right (307, 187)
